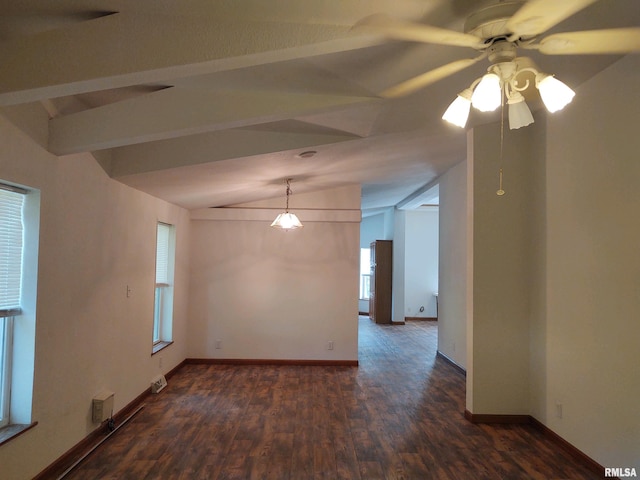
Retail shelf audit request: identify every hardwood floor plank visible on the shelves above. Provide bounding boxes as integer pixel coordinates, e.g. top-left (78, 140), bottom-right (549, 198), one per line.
top-left (57, 318), bottom-right (602, 480)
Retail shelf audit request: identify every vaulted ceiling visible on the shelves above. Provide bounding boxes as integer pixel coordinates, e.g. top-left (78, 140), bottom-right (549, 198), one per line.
top-left (1, 0), bottom-right (637, 212)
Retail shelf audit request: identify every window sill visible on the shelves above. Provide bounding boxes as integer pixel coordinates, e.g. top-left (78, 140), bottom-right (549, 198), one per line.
top-left (0, 422), bottom-right (37, 447)
top-left (152, 341), bottom-right (173, 355)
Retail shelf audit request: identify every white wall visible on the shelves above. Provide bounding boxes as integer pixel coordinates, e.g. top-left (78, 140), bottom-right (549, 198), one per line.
top-left (404, 210), bottom-right (439, 318)
top-left (0, 108), bottom-right (190, 480)
top-left (187, 186), bottom-right (361, 361)
top-left (360, 212), bottom-right (385, 248)
top-left (438, 160), bottom-right (468, 369)
top-left (360, 209), bottom-right (439, 319)
top-left (534, 54), bottom-right (640, 469)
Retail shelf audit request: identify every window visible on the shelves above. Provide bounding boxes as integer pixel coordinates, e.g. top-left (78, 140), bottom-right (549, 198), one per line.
top-left (359, 248), bottom-right (371, 300)
top-left (153, 222), bottom-right (175, 352)
top-left (0, 183), bottom-right (38, 438)
top-left (0, 187), bottom-right (24, 428)
top-left (0, 315), bottom-right (13, 428)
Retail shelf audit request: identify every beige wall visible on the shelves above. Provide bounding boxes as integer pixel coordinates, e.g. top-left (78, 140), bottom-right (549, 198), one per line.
top-left (438, 160), bottom-right (468, 369)
top-left (0, 109), bottom-right (190, 480)
top-left (187, 186), bottom-right (361, 361)
top-left (534, 53), bottom-right (640, 469)
top-left (450, 53), bottom-right (639, 468)
top-left (2, 52), bottom-right (638, 480)
top-left (467, 118), bottom-right (545, 415)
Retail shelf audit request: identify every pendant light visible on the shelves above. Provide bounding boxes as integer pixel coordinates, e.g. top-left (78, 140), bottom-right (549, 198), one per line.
top-left (271, 178), bottom-right (303, 230)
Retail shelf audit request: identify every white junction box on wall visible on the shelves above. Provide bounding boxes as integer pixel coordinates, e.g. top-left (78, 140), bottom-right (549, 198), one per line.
top-left (92, 391), bottom-right (114, 423)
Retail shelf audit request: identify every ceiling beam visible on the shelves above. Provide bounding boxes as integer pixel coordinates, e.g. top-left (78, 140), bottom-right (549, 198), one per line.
top-left (0, 12), bottom-right (380, 106)
top-left (396, 178), bottom-right (440, 209)
top-left (49, 88), bottom-right (377, 155)
top-left (109, 126), bottom-right (361, 178)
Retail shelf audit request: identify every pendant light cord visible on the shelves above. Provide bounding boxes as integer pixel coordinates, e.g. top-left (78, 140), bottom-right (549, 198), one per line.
top-left (285, 178), bottom-right (292, 212)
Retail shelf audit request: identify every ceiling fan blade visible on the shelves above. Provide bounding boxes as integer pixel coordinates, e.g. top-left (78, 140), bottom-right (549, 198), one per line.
top-left (380, 56), bottom-right (483, 98)
top-left (506, 0), bottom-right (599, 37)
top-left (355, 14), bottom-right (483, 48)
top-left (536, 28), bottom-right (640, 55)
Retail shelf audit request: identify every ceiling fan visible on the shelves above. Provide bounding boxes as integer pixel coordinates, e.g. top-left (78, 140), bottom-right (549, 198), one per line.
top-left (356, 0), bottom-right (640, 129)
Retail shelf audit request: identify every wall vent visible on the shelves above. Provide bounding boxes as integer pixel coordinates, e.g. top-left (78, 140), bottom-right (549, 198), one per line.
top-left (151, 374), bottom-right (167, 393)
top-left (92, 391), bottom-right (114, 423)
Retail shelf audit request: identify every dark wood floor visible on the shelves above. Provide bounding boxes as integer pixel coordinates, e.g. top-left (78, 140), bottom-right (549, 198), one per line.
top-left (62, 317), bottom-right (600, 480)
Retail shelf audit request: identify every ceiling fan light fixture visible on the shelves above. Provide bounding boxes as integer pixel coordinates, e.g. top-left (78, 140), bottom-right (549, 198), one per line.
top-left (507, 91), bottom-right (534, 129)
top-left (535, 73), bottom-right (575, 113)
top-left (471, 73), bottom-right (502, 112)
top-left (442, 88), bottom-right (473, 128)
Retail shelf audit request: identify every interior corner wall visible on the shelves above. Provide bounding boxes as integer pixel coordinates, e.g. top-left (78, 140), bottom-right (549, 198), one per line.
top-left (360, 213), bottom-right (385, 248)
top-left (467, 117), bottom-right (544, 415)
top-left (537, 54), bottom-right (640, 469)
top-left (438, 160), bottom-right (468, 369)
top-left (382, 207), bottom-right (395, 240)
top-left (404, 210), bottom-right (439, 318)
top-left (187, 186), bottom-right (361, 362)
top-left (0, 110), bottom-right (190, 480)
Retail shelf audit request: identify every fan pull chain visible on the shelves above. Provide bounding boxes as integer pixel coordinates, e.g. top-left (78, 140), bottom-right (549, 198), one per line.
top-left (497, 83), bottom-right (506, 196)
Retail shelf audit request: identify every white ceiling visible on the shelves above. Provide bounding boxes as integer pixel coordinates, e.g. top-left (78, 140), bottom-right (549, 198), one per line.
top-left (0, 0), bottom-right (637, 212)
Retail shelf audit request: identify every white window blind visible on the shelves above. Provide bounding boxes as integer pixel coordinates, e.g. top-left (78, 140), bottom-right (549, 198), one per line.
top-left (155, 223), bottom-right (170, 285)
top-left (0, 189), bottom-right (24, 311)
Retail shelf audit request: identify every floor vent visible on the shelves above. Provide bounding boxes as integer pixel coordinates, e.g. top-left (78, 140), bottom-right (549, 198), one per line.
top-left (151, 374), bottom-right (167, 393)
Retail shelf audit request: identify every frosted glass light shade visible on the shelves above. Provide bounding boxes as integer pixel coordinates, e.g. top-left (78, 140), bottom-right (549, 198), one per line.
top-left (270, 212), bottom-right (303, 230)
top-left (442, 89), bottom-right (473, 128)
top-left (536, 73), bottom-right (575, 113)
top-left (507, 92), bottom-right (534, 129)
top-left (471, 73), bottom-right (501, 112)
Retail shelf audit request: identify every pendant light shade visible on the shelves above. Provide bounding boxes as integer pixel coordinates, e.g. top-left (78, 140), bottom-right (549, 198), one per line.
top-left (535, 73), bottom-right (575, 113)
top-left (471, 73), bottom-right (501, 112)
top-left (271, 178), bottom-right (303, 230)
top-left (442, 88), bottom-right (473, 128)
top-left (270, 212), bottom-right (303, 230)
top-left (507, 91), bottom-right (534, 129)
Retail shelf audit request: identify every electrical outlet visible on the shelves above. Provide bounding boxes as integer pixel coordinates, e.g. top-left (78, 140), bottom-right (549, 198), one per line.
top-left (327, 341), bottom-right (334, 350)
top-left (215, 339), bottom-right (222, 349)
top-left (556, 402), bottom-right (563, 419)
top-left (126, 285), bottom-right (132, 298)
